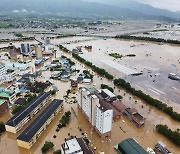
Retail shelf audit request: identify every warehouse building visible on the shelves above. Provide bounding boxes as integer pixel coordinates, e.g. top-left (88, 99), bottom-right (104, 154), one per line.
top-left (116, 138), bottom-right (146, 154)
top-left (5, 92), bottom-right (51, 133)
top-left (17, 99), bottom-right (63, 149)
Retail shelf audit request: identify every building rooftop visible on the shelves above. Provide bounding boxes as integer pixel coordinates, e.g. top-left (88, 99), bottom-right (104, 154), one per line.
top-left (112, 100), bottom-right (127, 113)
top-left (0, 99), bottom-right (6, 106)
top-left (62, 136), bottom-right (94, 154)
top-left (133, 113), bottom-right (144, 121)
top-left (99, 99), bottom-right (121, 117)
top-left (118, 138), bottom-right (146, 154)
top-left (0, 92), bottom-right (10, 98)
top-left (101, 89), bottom-right (116, 98)
top-left (6, 92), bottom-right (51, 127)
top-left (17, 99), bottom-right (63, 142)
top-left (14, 98), bottom-right (26, 105)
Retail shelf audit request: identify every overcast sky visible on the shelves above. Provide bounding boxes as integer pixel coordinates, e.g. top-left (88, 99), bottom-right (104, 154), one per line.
top-left (135, 0), bottom-right (180, 12)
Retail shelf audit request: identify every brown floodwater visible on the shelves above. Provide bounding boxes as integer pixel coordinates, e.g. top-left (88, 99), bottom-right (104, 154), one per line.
top-left (0, 37), bottom-right (180, 154)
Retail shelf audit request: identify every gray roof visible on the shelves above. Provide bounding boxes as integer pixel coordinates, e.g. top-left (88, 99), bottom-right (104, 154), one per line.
top-left (6, 92), bottom-right (51, 127)
top-left (17, 99), bottom-right (63, 142)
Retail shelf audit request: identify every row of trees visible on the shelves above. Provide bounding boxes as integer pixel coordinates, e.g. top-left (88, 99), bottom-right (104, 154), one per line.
top-left (59, 45), bottom-right (70, 53)
top-left (101, 84), bottom-right (114, 92)
top-left (115, 35), bottom-right (180, 45)
top-left (114, 78), bottom-right (180, 121)
top-left (57, 111), bottom-right (71, 130)
top-left (156, 125), bottom-right (180, 146)
top-left (72, 53), bottom-right (114, 79)
top-left (0, 37), bottom-right (35, 43)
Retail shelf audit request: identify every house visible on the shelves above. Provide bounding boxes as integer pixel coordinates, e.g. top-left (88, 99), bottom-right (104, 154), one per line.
top-left (112, 100), bottom-right (127, 115)
top-left (124, 108), bottom-right (145, 127)
top-left (61, 136), bottom-right (94, 154)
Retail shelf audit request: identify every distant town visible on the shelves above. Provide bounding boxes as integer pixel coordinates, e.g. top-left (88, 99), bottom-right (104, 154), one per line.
top-left (0, 16), bottom-right (180, 154)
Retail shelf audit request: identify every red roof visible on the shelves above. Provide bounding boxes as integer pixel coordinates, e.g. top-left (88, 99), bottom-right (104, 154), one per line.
top-left (112, 100), bottom-right (127, 113)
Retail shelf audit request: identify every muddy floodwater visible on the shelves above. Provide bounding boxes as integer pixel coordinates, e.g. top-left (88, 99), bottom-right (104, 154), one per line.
top-left (0, 37), bottom-right (180, 154)
top-left (62, 38), bottom-right (180, 111)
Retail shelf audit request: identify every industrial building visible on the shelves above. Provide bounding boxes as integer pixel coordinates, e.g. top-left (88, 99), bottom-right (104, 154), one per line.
top-left (17, 99), bottom-right (63, 149)
top-left (77, 87), bottom-right (113, 138)
top-left (116, 138), bottom-right (146, 154)
top-left (61, 136), bottom-right (94, 154)
top-left (5, 92), bottom-right (51, 133)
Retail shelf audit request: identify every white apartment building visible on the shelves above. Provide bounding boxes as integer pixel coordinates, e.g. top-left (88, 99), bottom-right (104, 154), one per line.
top-left (0, 62), bottom-right (16, 84)
top-left (78, 87), bottom-right (113, 138)
top-left (95, 105), bottom-right (113, 137)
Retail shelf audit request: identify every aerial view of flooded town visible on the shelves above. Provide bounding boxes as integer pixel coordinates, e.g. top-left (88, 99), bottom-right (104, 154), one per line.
top-left (0, 1), bottom-right (180, 154)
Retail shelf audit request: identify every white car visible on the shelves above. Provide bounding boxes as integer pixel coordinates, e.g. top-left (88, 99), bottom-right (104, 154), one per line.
top-left (147, 147), bottom-right (156, 154)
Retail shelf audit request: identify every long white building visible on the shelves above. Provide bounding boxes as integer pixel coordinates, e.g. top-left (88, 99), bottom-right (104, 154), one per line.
top-left (0, 62), bottom-right (16, 84)
top-left (78, 87), bottom-right (113, 138)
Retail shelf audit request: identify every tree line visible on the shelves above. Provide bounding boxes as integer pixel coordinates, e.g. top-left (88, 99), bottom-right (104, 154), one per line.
top-left (115, 35), bottom-right (180, 45)
top-left (156, 124), bottom-right (180, 146)
top-left (72, 53), bottom-right (114, 80)
top-left (114, 78), bottom-right (180, 121)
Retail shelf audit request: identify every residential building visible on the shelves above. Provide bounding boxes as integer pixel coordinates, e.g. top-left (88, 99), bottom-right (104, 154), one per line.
top-left (17, 99), bottom-right (63, 149)
top-left (5, 92), bottom-right (51, 133)
top-left (0, 62), bottom-right (16, 84)
top-left (78, 87), bottom-right (113, 138)
top-left (0, 91), bottom-right (16, 105)
top-left (115, 138), bottom-right (146, 154)
top-left (124, 108), bottom-right (145, 127)
top-left (5, 62), bottom-right (30, 71)
top-left (112, 100), bottom-right (127, 115)
top-left (95, 104), bottom-right (113, 137)
top-left (61, 136), bottom-right (94, 154)
top-left (0, 99), bottom-right (8, 116)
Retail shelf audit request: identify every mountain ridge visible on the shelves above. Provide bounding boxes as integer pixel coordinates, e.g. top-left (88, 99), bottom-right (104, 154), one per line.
top-left (0, 0), bottom-right (178, 20)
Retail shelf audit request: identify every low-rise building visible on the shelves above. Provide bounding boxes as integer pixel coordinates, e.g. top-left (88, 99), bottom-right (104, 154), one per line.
top-left (5, 92), bottom-right (51, 133)
top-left (115, 138), bottom-right (146, 154)
top-left (124, 108), bottom-right (145, 127)
top-left (17, 99), bottom-right (63, 149)
top-left (61, 136), bottom-right (94, 154)
top-left (0, 91), bottom-right (16, 105)
top-left (112, 100), bottom-right (127, 115)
